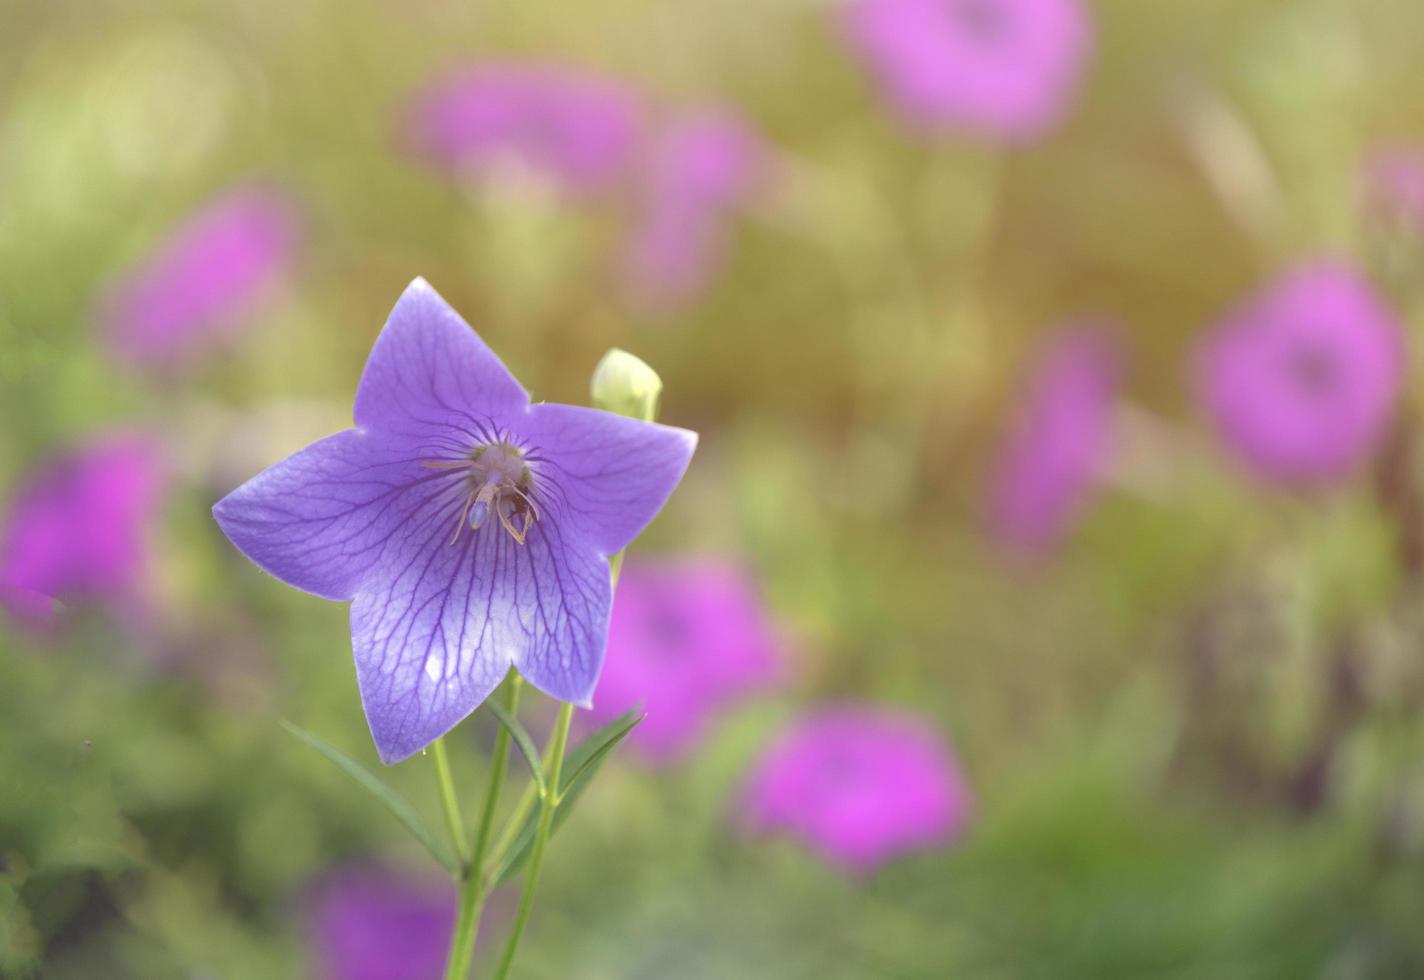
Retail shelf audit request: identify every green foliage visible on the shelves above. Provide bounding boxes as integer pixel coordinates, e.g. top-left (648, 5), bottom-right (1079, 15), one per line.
top-left (491, 710), bottom-right (643, 887)
top-left (280, 721), bottom-right (457, 874)
top-left (486, 698), bottom-right (548, 800)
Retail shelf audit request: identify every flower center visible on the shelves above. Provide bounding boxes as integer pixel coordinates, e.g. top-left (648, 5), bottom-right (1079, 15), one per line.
top-left (1284, 342), bottom-right (1337, 397)
top-left (424, 441), bottom-right (540, 545)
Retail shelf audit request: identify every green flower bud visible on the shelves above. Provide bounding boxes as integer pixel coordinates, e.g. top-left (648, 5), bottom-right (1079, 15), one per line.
top-left (590, 348), bottom-right (662, 422)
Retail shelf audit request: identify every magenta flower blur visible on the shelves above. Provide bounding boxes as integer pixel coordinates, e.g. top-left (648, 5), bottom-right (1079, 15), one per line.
top-left (844, 0), bottom-right (1093, 141)
top-left (213, 279), bottom-right (696, 763)
top-left (403, 64), bottom-right (643, 193)
top-left (987, 325), bottom-right (1119, 555)
top-left (307, 865), bottom-right (453, 980)
top-left (1, 434), bottom-right (166, 628)
top-left (587, 559), bottom-right (780, 762)
top-left (101, 184), bottom-right (299, 368)
top-left (743, 706), bottom-right (971, 873)
top-left (1196, 261), bottom-right (1403, 485)
top-left (624, 113), bottom-right (768, 310)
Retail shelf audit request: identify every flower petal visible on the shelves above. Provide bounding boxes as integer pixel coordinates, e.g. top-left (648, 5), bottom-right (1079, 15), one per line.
top-left (212, 429), bottom-right (451, 601)
top-left (354, 278), bottom-right (528, 437)
top-left (352, 516), bottom-right (611, 763)
top-left (519, 404), bottom-right (697, 557)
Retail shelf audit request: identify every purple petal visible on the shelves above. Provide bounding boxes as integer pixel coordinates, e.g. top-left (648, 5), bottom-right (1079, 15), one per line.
top-left (518, 404), bottom-right (697, 557)
top-left (354, 279), bottom-right (528, 437)
top-left (212, 429), bottom-right (445, 602)
top-left (352, 514), bottom-right (611, 763)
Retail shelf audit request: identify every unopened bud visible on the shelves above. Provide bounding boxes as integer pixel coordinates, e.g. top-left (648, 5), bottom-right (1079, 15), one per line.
top-left (590, 348), bottom-right (662, 422)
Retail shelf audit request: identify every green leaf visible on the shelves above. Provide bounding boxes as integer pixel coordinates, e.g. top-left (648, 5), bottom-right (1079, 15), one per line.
top-left (490, 710), bottom-right (642, 887)
top-left (280, 721), bottom-right (456, 873)
top-left (485, 698), bottom-right (546, 799)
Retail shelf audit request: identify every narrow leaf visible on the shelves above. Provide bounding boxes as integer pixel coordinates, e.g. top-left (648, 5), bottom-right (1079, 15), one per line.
top-left (557, 709), bottom-right (643, 802)
top-left (490, 710), bottom-right (642, 886)
top-left (281, 720), bottom-right (456, 873)
top-left (485, 698), bottom-right (546, 798)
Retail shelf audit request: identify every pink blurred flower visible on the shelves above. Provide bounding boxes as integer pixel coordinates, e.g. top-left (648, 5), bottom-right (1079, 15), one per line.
top-left (844, 0), bottom-right (1093, 141)
top-left (100, 184), bottom-right (299, 369)
top-left (1196, 261), bottom-right (1403, 485)
top-left (1, 433), bottom-right (166, 629)
top-left (588, 559), bottom-right (781, 763)
top-left (306, 865), bottom-right (454, 980)
top-left (402, 64), bottom-right (643, 192)
top-left (623, 112), bottom-right (769, 310)
top-left (742, 705), bottom-right (971, 874)
top-left (987, 325), bottom-right (1120, 555)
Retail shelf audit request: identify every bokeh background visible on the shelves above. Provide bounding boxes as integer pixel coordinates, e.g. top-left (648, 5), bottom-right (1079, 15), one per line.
top-left (6, 0), bottom-right (1424, 976)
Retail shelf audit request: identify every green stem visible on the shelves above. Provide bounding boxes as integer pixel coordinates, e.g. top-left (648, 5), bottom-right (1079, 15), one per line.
top-left (481, 557), bottom-right (625, 881)
top-left (492, 701), bottom-right (574, 980)
top-left (484, 778), bottom-right (540, 880)
top-left (442, 676), bottom-right (522, 980)
top-left (443, 871), bottom-right (480, 980)
top-left (432, 738), bottom-right (468, 867)
top-left (473, 675), bottom-right (522, 866)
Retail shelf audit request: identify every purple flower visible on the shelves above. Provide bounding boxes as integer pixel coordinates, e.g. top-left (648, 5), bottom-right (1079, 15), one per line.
top-left (307, 865), bottom-right (454, 980)
top-left (623, 113), bottom-right (769, 310)
top-left (101, 184), bottom-right (299, 369)
top-left (844, 0), bottom-right (1093, 141)
top-left (1196, 261), bottom-right (1403, 485)
top-left (402, 64), bottom-right (643, 193)
top-left (742, 705), bottom-right (971, 874)
top-left (1, 433), bottom-right (166, 628)
top-left (213, 279), bottom-right (696, 763)
top-left (587, 559), bottom-right (781, 762)
top-left (987, 325), bottom-right (1120, 555)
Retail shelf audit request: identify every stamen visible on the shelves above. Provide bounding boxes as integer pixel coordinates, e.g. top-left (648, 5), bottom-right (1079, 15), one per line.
top-left (451, 490), bottom-right (477, 545)
top-left (468, 498), bottom-right (490, 531)
top-left (426, 440), bottom-right (540, 547)
top-left (507, 484), bottom-right (541, 523)
top-left (496, 497), bottom-right (530, 544)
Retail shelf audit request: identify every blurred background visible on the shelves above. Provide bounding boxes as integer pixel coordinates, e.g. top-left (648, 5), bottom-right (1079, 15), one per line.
top-left (5, 0), bottom-right (1424, 976)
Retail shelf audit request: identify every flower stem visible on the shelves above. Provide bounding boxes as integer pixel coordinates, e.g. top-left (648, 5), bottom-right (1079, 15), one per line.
top-left (484, 778), bottom-right (539, 877)
top-left (442, 676), bottom-right (523, 980)
top-left (432, 738), bottom-right (469, 867)
top-left (492, 700), bottom-right (575, 980)
top-left (474, 675), bottom-right (523, 863)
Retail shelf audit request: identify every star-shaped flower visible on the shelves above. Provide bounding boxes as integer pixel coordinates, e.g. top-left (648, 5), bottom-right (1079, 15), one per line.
top-left (213, 279), bottom-right (697, 763)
